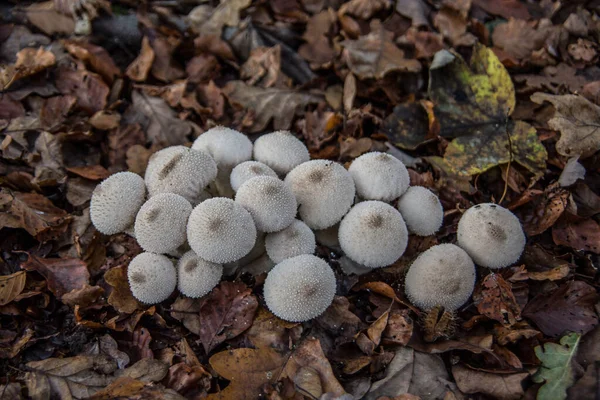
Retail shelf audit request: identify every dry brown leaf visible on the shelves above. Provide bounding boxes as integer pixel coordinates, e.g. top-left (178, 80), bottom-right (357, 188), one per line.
top-left (61, 284), bottom-right (104, 308)
top-left (472, 0), bottom-right (530, 19)
top-left (126, 37), bottom-right (155, 82)
top-left (552, 217), bottom-right (600, 254)
top-left (0, 271), bottom-right (26, 306)
top-left (63, 40), bottom-right (120, 84)
top-left (452, 365), bottom-right (528, 400)
top-left (341, 20), bottom-right (421, 79)
top-left (382, 310), bottom-right (413, 346)
top-left (149, 36), bottom-right (185, 83)
top-left (166, 362), bottom-right (211, 398)
top-left (298, 9), bottom-right (337, 67)
top-left (473, 273), bottom-right (522, 327)
top-left (240, 45), bottom-right (282, 88)
top-left (26, 1), bottom-right (75, 35)
top-left (0, 47), bottom-right (56, 90)
top-left (56, 67), bottom-right (109, 114)
top-left (66, 165), bottom-right (110, 180)
top-left (189, 0), bottom-right (251, 36)
top-left (105, 265), bottom-right (143, 314)
top-left (21, 255), bottom-right (89, 299)
top-left (395, 0), bottom-right (430, 27)
top-left (493, 322), bottom-right (540, 345)
top-left (367, 310), bottom-right (389, 346)
top-left (492, 18), bottom-right (551, 61)
top-left (341, 0), bottom-right (391, 20)
top-left (246, 306), bottom-right (298, 351)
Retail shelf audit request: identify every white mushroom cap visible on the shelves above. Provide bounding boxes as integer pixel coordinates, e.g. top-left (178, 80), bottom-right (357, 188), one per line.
top-left (397, 186), bottom-right (444, 236)
top-left (223, 231), bottom-right (267, 274)
top-left (457, 203), bottom-right (526, 269)
top-left (187, 197), bottom-right (257, 263)
top-left (90, 172), bottom-right (146, 235)
top-left (144, 146), bottom-right (217, 205)
top-left (404, 244), bottom-right (476, 311)
top-left (338, 201), bottom-right (408, 268)
top-left (265, 219), bottom-right (316, 263)
top-left (177, 250), bottom-right (223, 298)
top-left (235, 176), bottom-right (297, 232)
top-left (348, 152), bottom-right (410, 201)
top-left (134, 193), bottom-right (192, 254)
top-left (230, 161), bottom-right (278, 192)
top-left (191, 126), bottom-right (252, 168)
top-left (284, 160), bottom-right (356, 230)
top-left (253, 130), bottom-right (310, 176)
top-left (264, 254), bottom-right (336, 322)
top-left (128, 252), bottom-right (177, 304)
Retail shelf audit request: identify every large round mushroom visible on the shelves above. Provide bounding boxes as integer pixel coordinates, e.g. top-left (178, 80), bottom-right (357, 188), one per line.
top-left (265, 219), bottom-right (316, 263)
top-left (128, 252), bottom-right (177, 304)
top-left (253, 130), bottom-right (310, 176)
top-left (177, 250), bottom-right (223, 298)
top-left (348, 152), bottom-right (410, 201)
top-left (397, 186), bottom-right (444, 236)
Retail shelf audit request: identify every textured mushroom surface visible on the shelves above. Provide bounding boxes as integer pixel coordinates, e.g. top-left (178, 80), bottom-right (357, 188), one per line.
top-left (253, 130), bottom-right (310, 175)
top-left (235, 176), bottom-right (297, 232)
top-left (404, 244), bottom-right (476, 311)
top-left (397, 186), bottom-right (444, 236)
top-left (144, 146), bottom-right (217, 205)
top-left (192, 126), bottom-right (252, 168)
top-left (348, 152), bottom-right (410, 201)
top-left (177, 250), bottom-right (223, 298)
top-left (284, 160), bottom-right (355, 230)
top-left (457, 203), bottom-right (526, 269)
top-left (187, 197), bottom-right (257, 263)
top-left (128, 252), bottom-right (177, 304)
top-left (338, 201), bottom-right (408, 268)
top-left (264, 254), bottom-right (336, 322)
top-left (265, 219), bottom-right (316, 263)
top-left (134, 193), bottom-right (192, 254)
top-left (230, 161), bottom-right (278, 192)
top-left (90, 172), bottom-right (146, 235)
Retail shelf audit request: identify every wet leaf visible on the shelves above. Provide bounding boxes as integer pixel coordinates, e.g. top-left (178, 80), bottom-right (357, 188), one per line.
top-left (171, 281), bottom-right (258, 354)
top-left (530, 93), bottom-right (600, 159)
top-left (452, 365), bottom-right (528, 400)
top-left (341, 20), bottom-right (421, 79)
top-left (21, 255), bottom-right (89, 299)
top-left (381, 102), bottom-right (432, 150)
top-left (0, 271), bottom-right (26, 306)
top-left (523, 280), bottom-right (599, 337)
top-left (473, 273), bottom-right (522, 327)
top-left (533, 332), bottom-right (581, 400)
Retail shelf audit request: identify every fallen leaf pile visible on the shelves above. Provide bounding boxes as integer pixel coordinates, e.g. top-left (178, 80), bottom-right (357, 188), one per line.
top-left (0, 1), bottom-right (599, 399)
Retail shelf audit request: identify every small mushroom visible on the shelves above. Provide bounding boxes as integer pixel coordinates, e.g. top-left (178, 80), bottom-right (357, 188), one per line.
top-left (177, 250), bottom-right (223, 298)
top-left (192, 126), bottom-right (253, 169)
top-left (263, 254), bottom-right (336, 322)
top-left (253, 130), bottom-right (310, 176)
top-left (457, 203), bottom-right (526, 269)
top-left (144, 146), bottom-right (217, 205)
top-left (404, 244), bottom-right (476, 311)
top-left (90, 172), bottom-right (146, 235)
top-left (348, 152), bottom-right (410, 201)
top-left (235, 176), bottom-right (297, 232)
top-left (230, 161), bottom-right (278, 192)
top-left (265, 219), bottom-right (316, 263)
top-left (134, 193), bottom-right (192, 254)
top-left (338, 201), bottom-right (408, 268)
top-left (187, 197), bottom-right (257, 263)
top-left (128, 252), bottom-right (177, 304)
top-left (397, 186), bottom-right (444, 236)
top-left (284, 160), bottom-right (355, 230)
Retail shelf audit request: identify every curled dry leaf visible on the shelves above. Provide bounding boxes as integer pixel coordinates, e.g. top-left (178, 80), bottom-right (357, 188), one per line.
top-left (473, 273), bottom-right (522, 327)
top-left (126, 37), bottom-right (155, 82)
top-left (21, 255), bottom-right (89, 299)
top-left (62, 40), bottom-right (120, 84)
top-left (0, 47), bottom-right (56, 90)
top-left (104, 265), bottom-right (143, 314)
top-left (523, 189), bottom-right (569, 236)
top-left (0, 271), bottom-right (26, 306)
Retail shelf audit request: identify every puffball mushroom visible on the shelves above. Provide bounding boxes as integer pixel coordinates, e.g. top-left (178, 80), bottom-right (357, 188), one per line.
top-left (134, 193), bottom-right (192, 254)
top-left (177, 250), bottom-right (223, 298)
top-left (348, 152), bottom-right (410, 201)
top-left (404, 244), bottom-right (476, 311)
top-left (265, 219), bottom-right (316, 263)
top-left (397, 186), bottom-right (444, 236)
top-left (187, 197), bottom-right (257, 263)
top-left (144, 146), bottom-right (217, 205)
top-left (253, 130), bottom-right (310, 176)
top-left (235, 176), bottom-right (297, 232)
top-left (284, 160), bottom-right (356, 230)
top-left (90, 172), bottom-right (146, 235)
top-left (264, 254), bottom-right (336, 322)
top-left (192, 126), bottom-right (253, 168)
top-left (128, 252), bottom-right (177, 304)
top-left (457, 203), bottom-right (526, 269)
top-left (230, 161), bottom-right (278, 192)
top-left (338, 201), bottom-right (408, 268)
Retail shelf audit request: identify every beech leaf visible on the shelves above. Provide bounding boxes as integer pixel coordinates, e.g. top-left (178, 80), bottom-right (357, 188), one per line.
top-left (0, 271), bottom-right (26, 306)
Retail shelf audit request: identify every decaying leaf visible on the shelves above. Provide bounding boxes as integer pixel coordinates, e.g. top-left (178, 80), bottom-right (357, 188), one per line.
top-left (105, 265), bottom-right (143, 314)
top-left (189, 0), bottom-right (251, 36)
top-left (533, 332), bottom-right (581, 400)
top-left (62, 40), bottom-right (120, 84)
top-left (452, 364), bottom-right (529, 400)
top-left (0, 47), bottom-right (56, 90)
top-left (25, 1), bottom-right (75, 35)
top-left (21, 255), bottom-right (89, 300)
top-left (0, 271), bottom-right (26, 306)
top-left (126, 37), bottom-right (155, 82)
top-left (473, 273), bottom-right (521, 327)
top-left (552, 217), bottom-right (600, 254)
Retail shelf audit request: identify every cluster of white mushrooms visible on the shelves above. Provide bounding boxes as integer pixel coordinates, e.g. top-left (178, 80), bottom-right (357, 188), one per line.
top-left (90, 126), bottom-right (527, 322)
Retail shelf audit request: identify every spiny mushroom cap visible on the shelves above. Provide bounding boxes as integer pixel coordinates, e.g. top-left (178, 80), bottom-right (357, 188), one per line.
top-left (457, 203), bottom-right (526, 269)
top-left (397, 186), bottom-right (444, 236)
top-left (284, 160), bottom-right (356, 230)
top-left (128, 252), bottom-right (177, 304)
top-left (230, 161), bottom-right (278, 192)
top-left (265, 219), bottom-right (316, 263)
top-left (144, 146), bottom-right (217, 205)
top-left (264, 254), bottom-right (336, 322)
top-left (253, 130), bottom-right (310, 176)
top-left (187, 197), bottom-right (257, 263)
top-left (348, 152), bottom-right (410, 201)
top-left (134, 193), bottom-right (192, 254)
top-left (191, 126), bottom-right (252, 168)
top-left (338, 201), bottom-right (408, 268)
top-left (235, 176), bottom-right (297, 232)
top-left (404, 244), bottom-right (476, 311)
top-left (90, 172), bottom-right (146, 235)
top-left (177, 250), bottom-right (223, 298)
